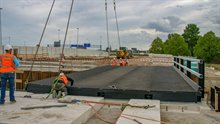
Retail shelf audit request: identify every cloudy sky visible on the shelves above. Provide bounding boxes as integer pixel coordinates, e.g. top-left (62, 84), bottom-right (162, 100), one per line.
top-left (1, 0), bottom-right (220, 50)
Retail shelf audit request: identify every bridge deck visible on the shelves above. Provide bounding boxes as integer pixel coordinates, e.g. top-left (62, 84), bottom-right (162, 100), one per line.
top-left (27, 66), bottom-right (200, 102)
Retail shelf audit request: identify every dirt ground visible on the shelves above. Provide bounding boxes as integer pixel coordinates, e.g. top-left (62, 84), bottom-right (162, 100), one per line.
top-left (161, 111), bottom-right (220, 124)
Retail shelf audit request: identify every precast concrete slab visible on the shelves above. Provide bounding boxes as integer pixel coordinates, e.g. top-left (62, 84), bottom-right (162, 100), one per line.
top-left (116, 99), bottom-right (160, 124)
top-left (0, 91), bottom-right (104, 124)
top-left (26, 65), bottom-right (201, 102)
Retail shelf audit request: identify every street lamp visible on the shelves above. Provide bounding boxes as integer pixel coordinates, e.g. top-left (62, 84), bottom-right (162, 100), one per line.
top-left (100, 36), bottom-right (102, 51)
top-left (76, 28), bottom-right (79, 57)
top-left (0, 8), bottom-right (3, 54)
top-left (57, 29), bottom-right (60, 42)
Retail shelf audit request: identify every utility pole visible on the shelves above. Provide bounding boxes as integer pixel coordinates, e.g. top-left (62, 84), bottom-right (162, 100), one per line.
top-left (0, 8), bottom-right (3, 54)
top-left (76, 28), bottom-right (79, 57)
top-left (105, 0), bottom-right (110, 56)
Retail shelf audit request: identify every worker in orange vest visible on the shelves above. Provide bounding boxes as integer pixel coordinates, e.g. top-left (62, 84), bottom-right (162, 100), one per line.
top-left (119, 58), bottom-right (124, 66)
top-left (111, 58), bottom-right (117, 66)
top-left (125, 59), bottom-right (128, 66)
top-left (0, 44), bottom-right (20, 105)
top-left (52, 72), bottom-right (74, 98)
top-left (119, 59), bottom-right (128, 66)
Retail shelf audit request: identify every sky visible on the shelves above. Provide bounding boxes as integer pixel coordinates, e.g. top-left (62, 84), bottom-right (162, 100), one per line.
top-left (0, 0), bottom-right (220, 50)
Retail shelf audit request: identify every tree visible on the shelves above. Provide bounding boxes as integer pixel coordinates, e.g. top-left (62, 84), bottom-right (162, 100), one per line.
top-left (149, 37), bottom-right (164, 54)
top-left (182, 24), bottom-right (200, 56)
top-left (164, 33), bottom-right (190, 56)
top-left (194, 31), bottom-right (220, 63)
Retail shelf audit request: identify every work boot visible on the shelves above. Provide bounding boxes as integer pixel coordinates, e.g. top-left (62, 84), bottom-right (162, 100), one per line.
top-left (61, 92), bottom-right (66, 98)
top-left (10, 100), bottom-right (16, 104)
top-left (57, 91), bottom-right (62, 99)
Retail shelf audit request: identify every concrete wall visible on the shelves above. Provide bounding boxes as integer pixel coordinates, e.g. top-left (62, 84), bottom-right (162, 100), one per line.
top-left (11, 46), bottom-right (108, 58)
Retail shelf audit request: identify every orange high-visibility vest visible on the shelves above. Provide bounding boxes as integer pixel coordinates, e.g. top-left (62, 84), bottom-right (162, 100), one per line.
top-left (111, 60), bottom-right (117, 66)
top-left (59, 75), bottom-right (68, 85)
top-left (0, 53), bottom-right (16, 73)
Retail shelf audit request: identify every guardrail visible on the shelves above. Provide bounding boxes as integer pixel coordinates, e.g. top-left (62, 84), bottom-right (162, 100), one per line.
top-left (174, 56), bottom-right (205, 98)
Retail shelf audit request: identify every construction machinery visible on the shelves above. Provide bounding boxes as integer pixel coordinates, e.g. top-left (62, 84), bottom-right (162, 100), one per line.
top-left (116, 47), bottom-right (133, 59)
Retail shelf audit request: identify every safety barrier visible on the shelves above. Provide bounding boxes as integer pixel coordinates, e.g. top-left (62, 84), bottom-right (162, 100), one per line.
top-left (173, 56), bottom-right (205, 98)
top-left (211, 86), bottom-right (220, 112)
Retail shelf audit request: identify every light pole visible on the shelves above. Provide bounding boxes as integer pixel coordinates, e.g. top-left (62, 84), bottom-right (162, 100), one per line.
top-left (100, 36), bottom-right (102, 51)
top-left (57, 29), bottom-right (60, 42)
top-left (0, 8), bottom-right (3, 54)
top-left (76, 28), bottom-right (79, 57)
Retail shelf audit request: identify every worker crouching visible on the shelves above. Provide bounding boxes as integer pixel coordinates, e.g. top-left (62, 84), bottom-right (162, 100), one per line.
top-left (52, 72), bottom-right (74, 99)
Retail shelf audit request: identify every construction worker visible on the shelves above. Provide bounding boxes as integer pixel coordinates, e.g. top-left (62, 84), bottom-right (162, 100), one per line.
top-left (119, 58), bottom-right (124, 66)
top-left (125, 59), bottom-right (128, 66)
top-left (0, 44), bottom-right (20, 105)
top-left (52, 72), bottom-right (74, 98)
top-left (111, 58), bottom-right (117, 66)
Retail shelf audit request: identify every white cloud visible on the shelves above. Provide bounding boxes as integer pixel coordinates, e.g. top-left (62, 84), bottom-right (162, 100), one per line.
top-left (1, 0), bottom-right (220, 50)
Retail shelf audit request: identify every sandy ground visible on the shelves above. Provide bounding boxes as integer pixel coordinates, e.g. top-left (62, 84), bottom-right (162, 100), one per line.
top-left (161, 111), bottom-right (220, 124)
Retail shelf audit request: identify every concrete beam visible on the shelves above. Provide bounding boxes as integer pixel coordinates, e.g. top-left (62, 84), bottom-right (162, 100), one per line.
top-left (116, 99), bottom-right (161, 124)
top-left (0, 91), bottom-right (104, 124)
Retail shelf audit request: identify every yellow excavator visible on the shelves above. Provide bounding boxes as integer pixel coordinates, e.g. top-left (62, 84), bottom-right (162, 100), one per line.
top-left (116, 47), bottom-right (133, 59)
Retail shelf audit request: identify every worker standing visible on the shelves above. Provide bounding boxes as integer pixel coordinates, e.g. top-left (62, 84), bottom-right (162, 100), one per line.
top-left (52, 72), bottom-right (74, 98)
top-left (119, 58), bottom-right (124, 66)
top-left (111, 58), bottom-right (117, 66)
top-left (0, 44), bottom-right (20, 105)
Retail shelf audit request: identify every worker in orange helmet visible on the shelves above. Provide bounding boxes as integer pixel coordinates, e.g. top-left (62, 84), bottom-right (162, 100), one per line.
top-left (52, 72), bottom-right (74, 98)
top-left (119, 58), bottom-right (124, 66)
top-left (0, 44), bottom-right (20, 105)
top-left (111, 58), bottom-right (117, 66)
top-left (125, 59), bottom-right (128, 66)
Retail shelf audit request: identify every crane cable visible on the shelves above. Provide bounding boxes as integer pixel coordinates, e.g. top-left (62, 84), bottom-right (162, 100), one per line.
top-left (24, 0), bottom-right (56, 90)
top-left (105, 0), bottom-right (110, 57)
top-left (113, 0), bottom-right (121, 48)
top-left (58, 0), bottom-right (75, 72)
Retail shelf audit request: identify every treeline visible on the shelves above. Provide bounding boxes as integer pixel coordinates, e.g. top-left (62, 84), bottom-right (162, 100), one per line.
top-left (149, 24), bottom-right (220, 63)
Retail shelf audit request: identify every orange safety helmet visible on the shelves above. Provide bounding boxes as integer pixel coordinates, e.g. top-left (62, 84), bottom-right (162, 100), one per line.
top-left (59, 73), bottom-right (68, 85)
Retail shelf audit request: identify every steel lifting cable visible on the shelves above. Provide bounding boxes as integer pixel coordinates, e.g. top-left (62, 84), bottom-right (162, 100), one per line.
top-left (113, 0), bottom-right (121, 48)
top-left (105, 0), bottom-right (110, 57)
top-left (58, 0), bottom-right (74, 72)
top-left (24, 0), bottom-right (56, 89)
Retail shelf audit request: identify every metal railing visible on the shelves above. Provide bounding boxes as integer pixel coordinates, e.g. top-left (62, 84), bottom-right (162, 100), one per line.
top-left (173, 56), bottom-right (205, 98)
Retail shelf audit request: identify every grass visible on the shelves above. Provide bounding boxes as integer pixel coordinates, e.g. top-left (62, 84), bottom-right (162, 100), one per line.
top-left (206, 63), bottom-right (220, 71)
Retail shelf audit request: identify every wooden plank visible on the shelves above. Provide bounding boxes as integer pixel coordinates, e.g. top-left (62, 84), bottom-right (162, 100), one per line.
top-left (15, 69), bottom-right (24, 73)
top-left (15, 79), bottom-right (22, 83)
